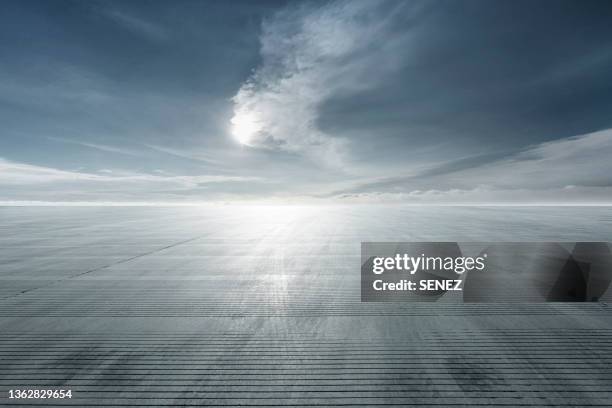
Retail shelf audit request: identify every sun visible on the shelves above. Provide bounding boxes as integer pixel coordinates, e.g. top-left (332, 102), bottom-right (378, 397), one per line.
top-left (230, 112), bottom-right (260, 145)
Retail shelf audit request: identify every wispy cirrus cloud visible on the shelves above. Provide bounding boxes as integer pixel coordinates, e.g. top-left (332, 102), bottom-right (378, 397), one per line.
top-left (102, 8), bottom-right (168, 42)
top-left (0, 159), bottom-right (95, 185)
top-left (49, 137), bottom-right (146, 157)
top-left (145, 144), bottom-right (228, 167)
top-left (0, 158), bottom-right (267, 202)
top-left (330, 128), bottom-right (612, 204)
top-left (0, 159), bottom-right (261, 185)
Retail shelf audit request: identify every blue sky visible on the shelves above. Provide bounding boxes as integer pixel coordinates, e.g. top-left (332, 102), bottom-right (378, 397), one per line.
top-left (1, 0), bottom-right (612, 204)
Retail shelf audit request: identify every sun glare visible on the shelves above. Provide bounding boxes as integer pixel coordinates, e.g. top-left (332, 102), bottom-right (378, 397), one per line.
top-left (231, 112), bottom-right (260, 145)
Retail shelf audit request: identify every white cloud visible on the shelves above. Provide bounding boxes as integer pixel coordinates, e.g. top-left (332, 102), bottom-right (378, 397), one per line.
top-left (49, 137), bottom-right (146, 157)
top-left (230, 0), bottom-right (413, 165)
top-left (145, 144), bottom-right (228, 167)
top-left (0, 159), bottom-right (98, 185)
top-left (335, 186), bottom-right (612, 205)
top-left (330, 128), bottom-right (612, 204)
top-left (454, 129), bottom-right (612, 190)
top-left (0, 158), bottom-right (261, 187)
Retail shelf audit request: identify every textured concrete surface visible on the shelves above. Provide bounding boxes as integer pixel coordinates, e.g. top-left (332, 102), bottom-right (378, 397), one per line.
top-left (1, 205), bottom-right (611, 406)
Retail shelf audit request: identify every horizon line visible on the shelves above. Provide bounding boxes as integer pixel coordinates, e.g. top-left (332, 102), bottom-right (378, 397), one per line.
top-left (2, 200), bottom-right (612, 207)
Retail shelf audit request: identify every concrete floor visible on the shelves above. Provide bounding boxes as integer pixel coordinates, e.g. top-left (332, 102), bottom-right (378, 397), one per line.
top-left (1, 205), bottom-right (611, 406)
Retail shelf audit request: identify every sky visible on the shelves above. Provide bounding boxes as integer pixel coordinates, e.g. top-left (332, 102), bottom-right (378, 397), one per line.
top-left (1, 0), bottom-right (612, 204)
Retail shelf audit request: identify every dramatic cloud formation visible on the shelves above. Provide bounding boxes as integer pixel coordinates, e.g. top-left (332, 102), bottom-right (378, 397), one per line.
top-left (230, 0), bottom-right (417, 165)
top-left (1, 0), bottom-right (611, 204)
